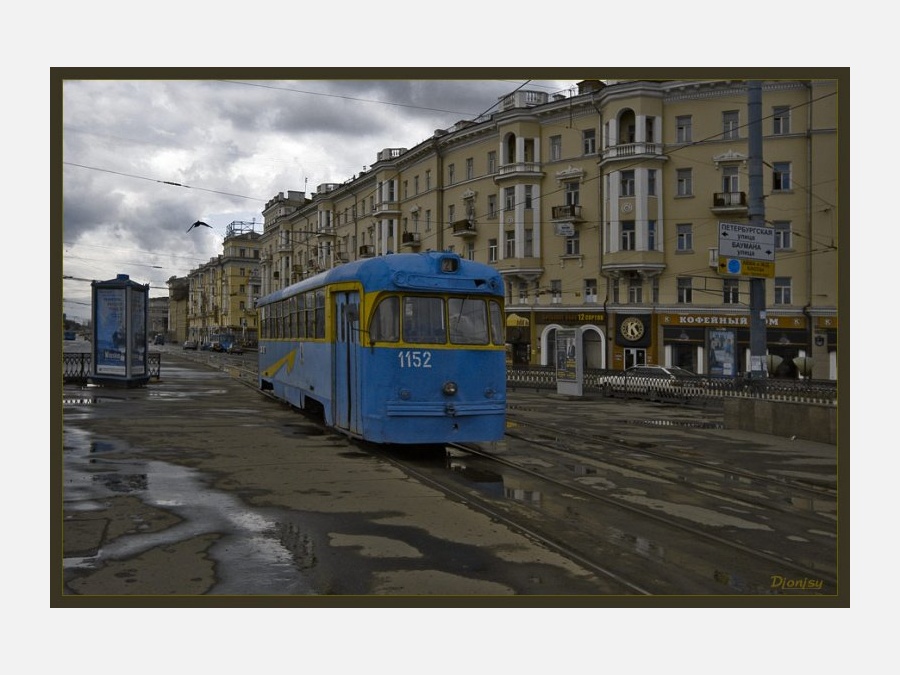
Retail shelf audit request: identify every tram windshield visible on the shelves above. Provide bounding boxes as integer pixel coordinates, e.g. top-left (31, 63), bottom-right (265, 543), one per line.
top-left (369, 295), bottom-right (499, 345)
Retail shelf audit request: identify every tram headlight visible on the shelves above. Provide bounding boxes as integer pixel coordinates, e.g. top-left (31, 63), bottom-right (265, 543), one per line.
top-left (442, 381), bottom-right (458, 396)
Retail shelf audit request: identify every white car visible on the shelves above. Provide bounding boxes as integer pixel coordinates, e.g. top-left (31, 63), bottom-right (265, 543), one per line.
top-left (596, 364), bottom-right (706, 399)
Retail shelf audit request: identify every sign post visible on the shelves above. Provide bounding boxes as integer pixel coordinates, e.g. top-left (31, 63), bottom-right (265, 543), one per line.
top-left (717, 221), bottom-right (775, 278)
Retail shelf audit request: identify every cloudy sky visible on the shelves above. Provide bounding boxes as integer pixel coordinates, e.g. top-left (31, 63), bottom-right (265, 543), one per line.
top-left (59, 75), bottom-right (580, 322)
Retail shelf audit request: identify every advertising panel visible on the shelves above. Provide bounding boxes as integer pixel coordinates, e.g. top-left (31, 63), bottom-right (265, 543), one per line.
top-left (130, 287), bottom-right (146, 375)
top-left (556, 328), bottom-right (577, 382)
top-left (708, 328), bottom-right (736, 376)
top-left (94, 287), bottom-right (127, 375)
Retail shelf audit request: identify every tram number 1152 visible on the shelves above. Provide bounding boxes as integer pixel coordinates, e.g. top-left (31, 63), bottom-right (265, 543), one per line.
top-left (398, 350), bottom-right (432, 368)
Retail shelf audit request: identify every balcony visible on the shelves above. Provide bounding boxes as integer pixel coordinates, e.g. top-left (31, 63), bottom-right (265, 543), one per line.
top-left (315, 226), bottom-right (336, 238)
top-left (601, 249), bottom-right (666, 276)
top-left (495, 162), bottom-right (543, 182)
top-left (451, 219), bottom-right (477, 237)
top-left (551, 204), bottom-right (584, 222)
top-left (600, 142), bottom-right (665, 166)
top-left (359, 244), bottom-right (375, 258)
top-left (711, 191), bottom-right (748, 215)
top-left (401, 231), bottom-right (422, 249)
top-left (495, 256), bottom-right (543, 281)
top-left (373, 200), bottom-right (400, 216)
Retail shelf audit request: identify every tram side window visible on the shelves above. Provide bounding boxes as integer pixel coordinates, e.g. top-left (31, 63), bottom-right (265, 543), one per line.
top-left (403, 296), bottom-right (446, 344)
top-left (305, 292), bottom-right (315, 338)
top-left (448, 297), bottom-right (489, 345)
top-left (275, 301), bottom-right (282, 339)
top-left (286, 296), bottom-right (294, 338)
top-left (489, 300), bottom-right (505, 346)
top-left (369, 296), bottom-right (399, 342)
top-left (315, 290), bottom-right (325, 339)
top-left (295, 293), bottom-right (306, 339)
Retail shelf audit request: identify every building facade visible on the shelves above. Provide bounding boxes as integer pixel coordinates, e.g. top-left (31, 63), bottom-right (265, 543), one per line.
top-left (181, 221), bottom-right (262, 346)
top-left (251, 78), bottom-right (837, 379)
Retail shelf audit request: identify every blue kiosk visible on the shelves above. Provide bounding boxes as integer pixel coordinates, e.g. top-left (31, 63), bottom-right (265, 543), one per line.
top-left (90, 274), bottom-right (150, 387)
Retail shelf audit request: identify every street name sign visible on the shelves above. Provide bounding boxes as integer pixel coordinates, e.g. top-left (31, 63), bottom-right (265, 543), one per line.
top-left (717, 221), bottom-right (775, 278)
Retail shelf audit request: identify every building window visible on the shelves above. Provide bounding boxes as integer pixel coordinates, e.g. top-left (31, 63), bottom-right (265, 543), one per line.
top-left (628, 276), bottom-right (642, 304)
top-left (584, 278), bottom-right (597, 303)
top-left (488, 194), bottom-right (497, 218)
top-left (565, 181), bottom-right (580, 206)
top-left (648, 220), bottom-right (656, 250)
top-left (774, 277), bottom-right (792, 305)
top-left (524, 185), bottom-right (533, 209)
top-left (723, 278), bottom-right (740, 304)
top-left (524, 228), bottom-right (533, 257)
top-left (518, 281), bottom-right (529, 304)
top-left (651, 277), bottom-right (659, 304)
top-left (773, 162), bottom-right (792, 191)
top-left (465, 242), bottom-right (475, 260)
top-left (582, 129), bottom-right (596, 155)
top-left (550, 135), bottom-right (561, 161)
top-left (566, 231), bottom-right (580, 256)
top-left (414, 175), bottom-right (419, 195)
top-left (621, 220), bottom-right (636, 251)
top-left (487, 151), bottom-right (496, 174)
top-left (505, 230), bottom-right (516, 258)
top-left (620, 170), bottom-right (635, 197)
top-left (448, 204), bottom-right (455, 226)
top-left (677, 277), bottom-right (693, 304)
top-left (723, 110), bottom-right (740, 140)
top-left (676, 223), bottom-right (693, 251)
top-left (676, 168), bottom-right (693, 196)
top-left (466, 158), bottom-right (474, 180)
top-left (425, 209), bottom-right (431, 231)
top-left (448, 163), bottom-right (455, 185)
top-left (648, 169), bottom-right (657, 196)
top-left (676, 115), bottom-right (692, 143)
top-left (426, 170), bottom-right (431, 191)
top-left (723, 165), bottom-right (740, 193)
top-left (413, 212), bottom-right (419, 231)
top-left (488, 238), bottom-right (498, 262)
top-left (550, 279), bottom-right (562, 304)
top-left (504, 187), bottom-right (515, 212)
top-left (773, 106), bottom-right (790, 135)
top-left (773, 220), bottom-right (792, 249)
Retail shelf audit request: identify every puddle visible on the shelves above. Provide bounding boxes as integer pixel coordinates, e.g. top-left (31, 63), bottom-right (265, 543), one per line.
top-left (62, 426), bottom-right (316, 594)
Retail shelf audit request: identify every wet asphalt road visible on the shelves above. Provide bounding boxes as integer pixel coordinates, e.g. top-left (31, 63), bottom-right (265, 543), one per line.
top-left (58, 344), bottom-right (840, 602)
top-left (60, 347), bottom-right (619, 600)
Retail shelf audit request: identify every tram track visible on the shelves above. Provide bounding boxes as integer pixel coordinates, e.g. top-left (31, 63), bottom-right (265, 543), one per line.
top-left (440, 431), bottom-right (838, 595)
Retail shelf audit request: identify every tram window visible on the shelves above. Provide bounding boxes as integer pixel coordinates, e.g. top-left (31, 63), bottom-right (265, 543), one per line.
top-left (449, 297), bottom-right (489, 345)
top-left (295, 294), bottom-right (305, 338)
top-left (370, 296), bottom-right (399, 342)
top-left (315, 290), bottom-right (325, 339)
top-left (305, 292), bottom-right (315, 338)
top-left (489, 300), bottom-right (505, 345)
top-left (403, 296), bottom-right (446, 344)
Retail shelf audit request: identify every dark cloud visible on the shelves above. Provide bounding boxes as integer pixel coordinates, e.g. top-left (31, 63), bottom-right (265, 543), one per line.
top-left (60, 76), bottom-right (578, 319)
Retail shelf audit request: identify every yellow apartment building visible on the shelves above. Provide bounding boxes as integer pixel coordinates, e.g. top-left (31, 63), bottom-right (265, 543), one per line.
top-left (255, 78), bottom-right (838, 379)
top-left (182, 221), bottom-right (262, 346)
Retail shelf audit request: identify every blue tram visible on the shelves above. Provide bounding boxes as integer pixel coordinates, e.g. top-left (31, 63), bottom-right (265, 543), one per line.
top-left (256, 252), bottom-right (507, 444)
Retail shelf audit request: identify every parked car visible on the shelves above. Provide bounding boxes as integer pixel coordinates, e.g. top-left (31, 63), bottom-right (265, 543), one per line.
top-left (153, 334), bottom-right (165, 345)
top-left (209, 341), bottom-right (225, 352)
top-left (226, 343), bottom-right (244, 354)
top-left (182, 340), bottom-right (198, 350)
top-left (596, 364), bottom-right (706, 399)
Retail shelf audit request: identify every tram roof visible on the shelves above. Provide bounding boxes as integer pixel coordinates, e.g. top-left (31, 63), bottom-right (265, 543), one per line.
top-left (256, 251), bottom-right (503, 307)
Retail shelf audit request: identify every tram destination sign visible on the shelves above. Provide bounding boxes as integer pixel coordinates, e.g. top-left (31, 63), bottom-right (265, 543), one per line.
top-left (717, 221), bottom-right (775, 278)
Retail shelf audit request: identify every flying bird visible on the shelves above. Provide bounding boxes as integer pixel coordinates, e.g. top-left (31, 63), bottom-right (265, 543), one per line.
top-left (187, 220), bottom-right (212, 233)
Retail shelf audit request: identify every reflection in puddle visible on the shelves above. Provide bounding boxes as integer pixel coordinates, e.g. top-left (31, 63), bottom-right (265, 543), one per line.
top-left (63, 426), bottom-right (315, 594)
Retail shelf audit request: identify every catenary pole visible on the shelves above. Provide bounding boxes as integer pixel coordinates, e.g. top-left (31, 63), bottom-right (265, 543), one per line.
top-left (747, 81), bottom-right (768, 379)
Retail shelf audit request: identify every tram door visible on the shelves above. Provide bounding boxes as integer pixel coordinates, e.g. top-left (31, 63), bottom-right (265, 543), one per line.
top-left (333, 291), bottom-right (362, 435)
